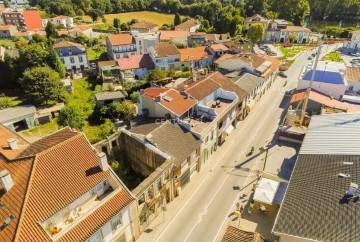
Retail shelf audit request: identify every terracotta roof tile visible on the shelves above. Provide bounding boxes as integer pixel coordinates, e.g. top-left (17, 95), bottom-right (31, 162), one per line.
top-left (76, 25), bottom-right (92, 31)
top-left (174, 19), bottom-right (199, 31)
top-left (159, 89), bottom-right (197, 116)
top-left (281, 26), bottom-right (311, 32)
top-left (290, 89), bottom-right (360, 112)
top-left (52, 15), bottom-right (70, 20)
top-left (107, 34), bottom-right (135, 46)
top-left (210, 44), bottom-right (229, 52)
top-left (345, 67), bottom-right (360, 82)
top-left (117, 54), bottom-right (154, 70)
top-left (179, 46), bottom-right (209, 62)
top-left (214, 52), bottom-right (266, 69)
top-left (184, 72), bottom-right (222, 100)
top-left (0, 25), bottom-right (11, 31)
top-left (98, 60), bottom-right (117, 68)
top-left (0, 124), bottom-right (30, 160)
top-left (143, 87), bottom-right (169, 99)
top-left (22, 10), bottom-right (43, 31)
top-left (160, 30), bottom-right (190, 41)
top-left (15, 133), bottom-right (111, 242)
top-left (58, 189), bottom-right (133, 242)
top-left (18, 127), bottom-right (78, 157)
top-left (221, 226), bottom-right (265, 242)
top-left (258, 54), bottom-right (281, 71)
top-left (154, 42), bottom-right (180, 57)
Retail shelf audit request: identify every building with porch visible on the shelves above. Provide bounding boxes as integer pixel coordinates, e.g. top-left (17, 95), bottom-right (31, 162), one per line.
top-left (0, 105), bottom-right (36, 132)
top-left (147, 42), bottom-right (181, 70)
top-left (106, 34), bottom-right (137, 60)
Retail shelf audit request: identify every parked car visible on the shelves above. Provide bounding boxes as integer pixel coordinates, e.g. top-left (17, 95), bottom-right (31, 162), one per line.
top-left (266, 50), bottom-right (277, 56)
top-left (351, 52), bottom-right (360, 57)
top-left (308, 55), bottom-right (313, 60)
top-left (311, 53), bottom-right (316, 57)
top-left (279, 71), bottom-right (288, 78)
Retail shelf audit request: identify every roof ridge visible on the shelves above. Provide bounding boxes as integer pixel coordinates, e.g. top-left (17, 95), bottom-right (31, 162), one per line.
top-left (186, 72), bottom-right (218, 91)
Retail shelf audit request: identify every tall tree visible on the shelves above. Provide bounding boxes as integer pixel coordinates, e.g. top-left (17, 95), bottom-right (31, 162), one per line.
top-left (89, 9), bottom-right (104, 22)
top-left (288, 33), bottom-right (298, 43)
top-left (18, 44), bottom-right (49, 73)
top-left (19, 66), bottom-right (66, 105)
top-left (58, 105), bottom-right (85, 130)
top-left (4, 0), bottom-right (10, 8)
top-left (174, 13), bottom-right (182, 26)
top-left (113, 17), bottom-right (121, 30)
top-left (247, 23), bottom-right (264, 52)
top-left (45, 21), bottom-right (58, 39)
top-left (48, 47), bottom-right (66, 78)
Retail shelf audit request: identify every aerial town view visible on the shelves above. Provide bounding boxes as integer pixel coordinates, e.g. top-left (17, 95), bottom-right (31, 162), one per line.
top-left (0, 0), bottom-right (359, 241)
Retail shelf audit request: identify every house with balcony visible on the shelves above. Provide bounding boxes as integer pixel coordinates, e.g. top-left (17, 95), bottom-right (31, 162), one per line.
top-left (106, 34), bottom-right (137, 60)
top-left (188, 32), bottom-right (206, 47)
top-left (279, 26), bottom-right (311, 43)
top-left (179, 46), bottom-right (213, 70)
top-left (2, 9), bottom-right (43, 31)
top-left (51, 15), bottom-right (73, 28)
top-left (0, 25), bottom-right (16, 38)
top-left (147, 42), bottom-right (181, 70)
top-left (53, 40), bottom-right (89, 72)
top-left (0, 125), bottom-right (140, 242)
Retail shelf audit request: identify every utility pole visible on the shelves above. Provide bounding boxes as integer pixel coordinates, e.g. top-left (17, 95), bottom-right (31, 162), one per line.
top-left (297, 40), bottom-right (324, 125)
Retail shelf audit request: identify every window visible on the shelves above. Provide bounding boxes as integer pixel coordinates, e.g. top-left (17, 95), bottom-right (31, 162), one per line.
top-left (349, 85), bottom-right (354, 91)
top-left (87, 230), bottom-right (103, 242)
top-left (70, 57), bottom-right (75, 63)
top-left (138, 194), bottom-right (145, 205)
top-left (58, 49), bottom-right (62, 53)
top-left (218, 121), bottom-right (223, 130)
top-left (111, 140), bottom-right (117, 147)
top-left (68, 48), bottom-right (72, 53)
top-left (211, 130), bottom-right (214, 140)
top-left (111, 213), bottom-right (123, 232)
top-left (96, 183), bottom-right (102, 192)
top-left (163, 170), bottom-right (169, 183)
top-left (156, 179), bottom-right (161, 193)
top-left (79, 56), bottom-right (83, 62)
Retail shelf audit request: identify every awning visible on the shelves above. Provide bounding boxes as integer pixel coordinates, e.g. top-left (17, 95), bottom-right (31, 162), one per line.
top-left (246, 100), bottom-right (255, 111)
top-left (225, 125), bottom-right (234, 135)
top-left (253, 177), bottom-right (279, 205)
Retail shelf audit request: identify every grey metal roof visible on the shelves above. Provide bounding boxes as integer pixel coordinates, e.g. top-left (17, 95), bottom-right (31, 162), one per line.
top-left (0, 105), bottom-right (36, 123)
top-left (233, 73), bottom-right (265, 94)
top-left (273, 154), bottom-right (360, 241)
top-left (300, 112), bottom-right (360, 155)
top-left (146, 122), bottom-right (201, 166)
top-left (95, 91), bottom-right (125, 101)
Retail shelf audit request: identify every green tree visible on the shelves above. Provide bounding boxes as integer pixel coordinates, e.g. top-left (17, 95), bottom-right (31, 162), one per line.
top-left (58, 105), bottom-right (85, 130)
top-left (148, 69), bottom-right (167, 81)
top-left (48, 47), bottom-right (66, 78)
top-left (19, 66), bottom-right (66, 105)
top-left (4, 0), bottom-right (10, 8)
top-left (130, 91), bottom-right (139, 103)
top-left (265, 11), bottom-right (279, 20)
top-left (113, 17), bottom-right (121, 30)
top-left (18, 44), bottom-right (49, 72)
top-left (174, 13), bottom-right (181, 26)
top-left (247, 23), bottom-right (264, 51)
top-left (89, 9), bottom-right (103, 22)
top-left (288, 33), bottom-right (298, 43)
top-left (45, 21), bottom-right (58, 39)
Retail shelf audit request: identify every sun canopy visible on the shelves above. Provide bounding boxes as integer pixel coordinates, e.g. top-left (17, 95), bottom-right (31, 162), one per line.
top-left (253, 177), bottom-right (279, 205)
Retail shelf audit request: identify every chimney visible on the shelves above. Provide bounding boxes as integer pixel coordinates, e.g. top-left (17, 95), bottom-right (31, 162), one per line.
top-left (7, 138), bottom-right (18, 150)
top-left (97, 152), bottom-right (108, 171)
top-left (0, 170), bottom-right (14, 192)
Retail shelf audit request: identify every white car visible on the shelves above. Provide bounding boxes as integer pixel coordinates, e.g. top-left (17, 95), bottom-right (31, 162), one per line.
top-left (351, 52), bottom-right (360, 57)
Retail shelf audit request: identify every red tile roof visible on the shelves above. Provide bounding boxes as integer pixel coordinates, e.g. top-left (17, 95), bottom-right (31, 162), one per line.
top-left (143, 88), bottom-right (169, 99)
top-left (179, 46), bottom-right (209, 62)
top-left (117, 54), bottom-right (154, 70)
top-left (160, 30), bottom-right (190, 41)
top-left (52, 15), bottom-right (70, 20)
top-left (281, 26), bottom-right (311, 32)
top-left (0, 25), bottom-right (11, 31)
top-left (53, 40), bottom-right (83, 49)
top-left (345, 67), bottom-right (360, 82)
top-left (159, 89), bottom-right (197, 116)
top-left (0, 124), bottom-right (30, 160)
top-left (130, 21), bottom-right (158, 29)
top-left (154, 42), bottom-right (180, 57)
top-left (22, 10), bottom-right (43, 31)
top-left (210, 44), bottom-right (229, 52)
top-left (214, 52), bottom-right (266, 69)
top-left (291, 89), bottom-right (360, 112)
top-left (174, 19), bottom-right (199, 31)
top-left (98, 60), bottom-right (117, 68)
top-left (107, 34), bottom-right (135, 46)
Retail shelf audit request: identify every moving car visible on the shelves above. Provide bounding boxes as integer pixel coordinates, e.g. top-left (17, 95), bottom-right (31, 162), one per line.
top-left (279, 71), bottom-right (288, 78)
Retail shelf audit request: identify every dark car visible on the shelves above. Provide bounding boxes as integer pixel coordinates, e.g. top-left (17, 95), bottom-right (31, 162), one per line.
top-left (279, 71), bottom-right (288, 78)
top-left (308, 55), bottom-right (313, 60)
top-left (267, 51), bottom-right (277, 56)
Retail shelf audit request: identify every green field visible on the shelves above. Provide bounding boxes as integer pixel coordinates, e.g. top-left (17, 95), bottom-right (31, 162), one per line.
top-left (280, 46), bottom-right (308, 58)
top-left (0, 39), bottom-right (16, 48)
top-left (82, 11), bottom-right (185, 26)
top-left (322, 51), bottom-right (343, 62)
top-left (87, 46), bottom-right (108, 62)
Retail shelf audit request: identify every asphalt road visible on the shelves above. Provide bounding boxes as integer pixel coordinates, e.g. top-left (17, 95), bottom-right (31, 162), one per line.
top-left (153, 44), bottom-right (337, 242)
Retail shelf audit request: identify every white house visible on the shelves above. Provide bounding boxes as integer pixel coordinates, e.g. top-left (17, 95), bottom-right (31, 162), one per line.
top-left (147, 42), bottom-right (181, 70)
top-left (53, 41), bottom-right (89, 72)
top-left (297, 61), bottom-right (347, 99)
top-left (343, 30), bottom-right (360, 51)
top-left (279, 26), bottom-right (311, 43)
top-left (117, 54), bottom-right (154, 80)
top-left (174, 19), bottom-right (200, 32)
top-left (131, 30), bottom-right (159, 55)
top-left (106, 34), bottom-right (137, 60)
top-left (51, 15), bottom-right (74, 28)
top-left (160, 31), bottom-right (190, 45)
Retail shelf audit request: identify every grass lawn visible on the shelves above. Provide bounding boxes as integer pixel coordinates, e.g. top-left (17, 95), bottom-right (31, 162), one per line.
top-left (280, 46), bottom-right (307, 58)
top-left (21, 119), bottom-right (60, 142)
top-left (87, 45), bottom-right (108, 62)
top-left (82, 11), bottom-right (185, 26)
top-left (0, 96), bottom-right (23, 109)
top-left (0, 39), bottom-right (16, 48)
top-left (322, 51), bottom-right (343, 62)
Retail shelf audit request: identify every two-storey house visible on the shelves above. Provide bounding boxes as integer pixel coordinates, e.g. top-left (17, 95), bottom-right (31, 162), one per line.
top-left (53, 41), bottom-right (89, 72)
top-left (279, 26), bottom-right (311, 43)
top-left (0, 25), bottom-right (16, 38)
top-left (179, 46), bottom-right (213, 69)
top-left (2, 9), bottom-right (43, 31)
top-left (147, 42), bottom-right (181, 70)
top-left (106, 34), bottom-right (137, 60)
top-left (160, 30), bottom-right (190, 46)
top-left (131, 30), bottom-right (159, 55)
top-left (0, 125), bottom-right (140, 242)
top-left (51, 15), bottom-right (74, 28)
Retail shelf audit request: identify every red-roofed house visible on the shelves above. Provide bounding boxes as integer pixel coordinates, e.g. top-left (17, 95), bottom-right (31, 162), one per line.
top-left (179, 46), bottom-right (213, 69)
top-left (209, 44), bottom-right (229, 58)
top-left (160, 30), bottom-right (190, 45)
top-left (22, 10), bottom-right (43, 31)
top-left (0, 25), bottom-right (16, 38)
top-left (51, 15), bottom-right (74, 28)
top-left (106, 34), bottom-right (136, 60)
top-left (147, 42), bottom-right (181, 70)
top-left (117, 54), bottom-right (154, 80)
top-left (0, 126), bottom-right (140, 242)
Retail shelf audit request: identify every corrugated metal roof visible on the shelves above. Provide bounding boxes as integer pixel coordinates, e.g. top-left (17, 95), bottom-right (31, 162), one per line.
top-left (300, 112), bottom-right (360, 155)
top-left (95, 91), bottom-right (125, 101)
top-left (0, 105), bottom-right (36, 123)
